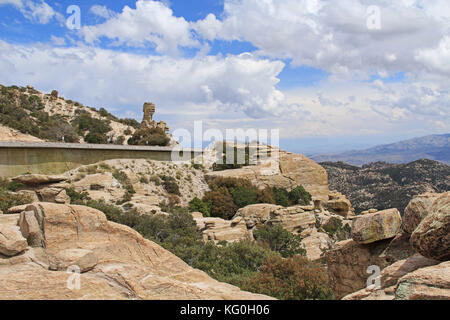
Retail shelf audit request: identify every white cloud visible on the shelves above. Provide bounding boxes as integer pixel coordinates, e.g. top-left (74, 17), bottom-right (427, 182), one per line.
top-left (415, 36), bottom-right (450, 76)
top-left (0, 41), bottom-right (287, 120)
top-left (81, 0), bottom-right (199, 55)
top-left (90, 4), bottom-right (116, 19)
top-left (0, 0), bottom-right (62, 24)
top-left (0, 0), bottom-right (22, 6)
top-left (193, 0), bottom-right (450, 79)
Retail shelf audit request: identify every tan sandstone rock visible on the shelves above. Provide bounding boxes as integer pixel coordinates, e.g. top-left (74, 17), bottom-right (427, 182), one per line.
top-left (7, 204), bottom-right (29, 214)
top-left (395, 261), bottom-right (450, 300)
top-left (18, 210), bottom-right (45, 247)
top-left (0, 224), bottom-right (27, 257)
top-left (301, 230), bottom-right (332, 261)
top-left (410, 192), bottom-right (450, 261)
top-left (381, 254), bottom-right (440, 288)
top-left (351, 209), bottom-right (402, 244)
top-left (49, 249), bottom-right (98, 273)
top-left (12, 174), bottom-right (66, 186)
top-left (0, 202), bottom-right (271, 300)
top-left (194, 216), bottom-right (253, 243)
top-left (403, 192), bottom-right (441, 234)
top-left (323, 239), bottom-right (394, 299)
top-left (326, 192), bottom-right (355, 218)
top-left (206, 150), bottom-right (329, 201)
top-left (234, 204), bottom-right (283, 228)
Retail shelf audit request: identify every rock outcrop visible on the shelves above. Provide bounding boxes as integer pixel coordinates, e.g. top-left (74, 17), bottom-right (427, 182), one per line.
top-left (193, 215), bottom-right (253, 243)
top-left (351, 209), bottom-right (402, 244)
top-left (326, 191), bottom-right (355, 218)
top-left (410, 192), bottom-right (449, 261)
top-left (322, 239), bottom-right (394, 299)
top-left (12, 174), bottom-right (67, 186)
top-left (403, 192), bottom-right (441, 234)
top-left (340, 191), bottom-right (450, 300)
top-left (395, 262), bottom-right (450, 300)
top-left (206, 150), bottom-right (330, 201)
top-left (0, 203), bottom-right (272, 300)
top-left (0, 224), bottom-right (27, 256)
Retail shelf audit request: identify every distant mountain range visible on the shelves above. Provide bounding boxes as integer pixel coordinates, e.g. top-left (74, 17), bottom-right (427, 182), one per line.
top-left (311, 134), bottom-right (450, 166)
top-left (321, 159), bottom-right (450, 214)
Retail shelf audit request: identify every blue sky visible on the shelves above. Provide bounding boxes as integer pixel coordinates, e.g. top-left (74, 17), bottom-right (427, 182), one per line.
top-left (0, 0), bottom-right (449, 154)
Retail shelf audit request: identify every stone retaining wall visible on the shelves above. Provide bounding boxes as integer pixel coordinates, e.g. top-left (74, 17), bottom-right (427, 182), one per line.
top-left (0, 142), bottom-right (202, 177)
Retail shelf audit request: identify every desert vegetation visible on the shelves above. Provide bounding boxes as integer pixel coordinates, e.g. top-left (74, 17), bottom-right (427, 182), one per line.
top-left (65, 188), bottom-right (332, 300)
top-left (0, 85), bottom-right (149, 144)
top-left (188, 177), bottom-right (312, 220)
top-left (0, 178), bottom-right (31, 213)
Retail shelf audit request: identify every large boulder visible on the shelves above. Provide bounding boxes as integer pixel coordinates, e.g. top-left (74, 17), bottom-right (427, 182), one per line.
top-left (194, 216), bottom-right (253, 243)
top-left (326, 191), bottom-right (355, 218)
top-left (0, 224), bottom-right (27, 257)
top-left (18, 211), bottom-right (44, 247)
top-left (395, 261), bottom-right (450, 300)
top-left (12, 174), bottom-right (66, 186)
top-left (351, 209), bottom-right (402, 244)
top-left (0, 202), bottom-right (271, 300)
top-left (381, 254), bottom-right (440, 288)
top-left (342, 254), bottom-right (439, 300)
top-left (49, 249), bottom-right (98, 273)
top-left (410, 192), bottom-right (450, 261)
top-left (234, 204), bottom-right (282, 229)
top-left (234, 204), bottom-right (317, 235)
top-left (323, 239), bottom-right (393, 299)
top-left (403, 192), bottom-right (441, 234)
top-left (301, 230), bottom-right (332, 261)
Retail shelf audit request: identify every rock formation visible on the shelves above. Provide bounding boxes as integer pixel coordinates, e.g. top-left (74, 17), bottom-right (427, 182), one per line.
top-left (141, 102), bottom-right (169, 133)
top-left (409, 191), bottom-right (449, 261)
top-left (206, 148), bottom-right (330, 202)
top-left (0, 203), bottom-right (272, 300)
top-left (338, 191), bottom-right (449, 300)
top-left (193, 202), bottom-right (352, 261)
top-left (351, 208), bottom-right (402, 244)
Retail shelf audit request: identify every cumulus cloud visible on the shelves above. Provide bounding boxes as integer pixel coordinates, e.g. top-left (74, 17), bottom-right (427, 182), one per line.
top-left (81, 0), bottom-right (199, 55)
top-left (90, 4), bottom-right (116, 19)
top-left (192, 0), bottom-right (450, 79)
top-left (0, 41), bottom-right (287, 120)
top-left (415, 36), bottom-right (450, 76)
top-left (0, 0), bottom-right (62, 24)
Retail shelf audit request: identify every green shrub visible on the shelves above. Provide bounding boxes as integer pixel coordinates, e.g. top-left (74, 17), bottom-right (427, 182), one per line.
top-left (322, 217), bottom-right (352, 241)
top-left (188, 197), bottom-right (211, 217)
top-left (71, 111), bottom-right (111, 144)
top-left (5, 180), bottom-right (24, 192)
top-left (202, 187), bottom-right (238, 220)
top-left (127, 127), bottom-right (170, 146)
top-left (161, 176), bottom-right (180, 196)
top-left (119, 118), bottom-right (140, 129)
top-left (65, 187), bottom-right (91, 204)
top-left (273, 187), bottom-right (290, 207)
top-left (243, 255), bottom-right (334, 300)
top-left (253, 224), bottom-right (306, 258)
top-left (230, 186), bottom-right (259, 208)
top-left (139, 176), bottom-right (149, 184)
top-left (0, 187), bottom-right (32, 213)
top-left (289, 186), bottom-right (312, 206)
